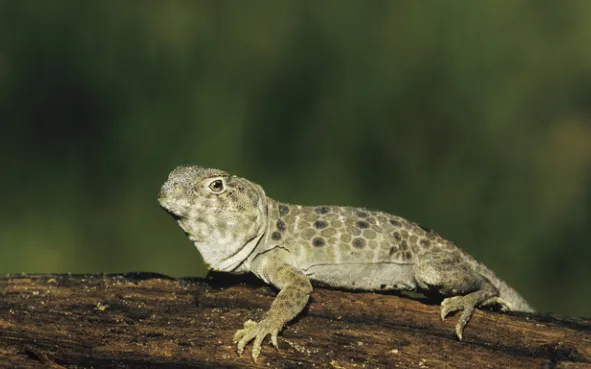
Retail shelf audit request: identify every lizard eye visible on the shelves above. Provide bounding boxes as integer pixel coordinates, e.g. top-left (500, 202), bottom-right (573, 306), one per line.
top-left (207, 179), bottom-right (225, 193)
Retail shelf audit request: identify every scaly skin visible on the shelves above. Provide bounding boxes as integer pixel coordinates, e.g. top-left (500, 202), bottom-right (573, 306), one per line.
top-left (158, 165), bottom-right (534, 361)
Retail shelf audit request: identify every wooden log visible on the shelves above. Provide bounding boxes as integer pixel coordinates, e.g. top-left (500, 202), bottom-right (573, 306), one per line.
top-left (0, 273), bottom-right (589, 368)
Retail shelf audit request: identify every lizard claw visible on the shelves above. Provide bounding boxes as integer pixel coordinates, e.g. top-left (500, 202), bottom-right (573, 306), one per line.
top-left (233, 319), bottom-right (281, 362)
top-left (440, 296), bottom-right (477, 341)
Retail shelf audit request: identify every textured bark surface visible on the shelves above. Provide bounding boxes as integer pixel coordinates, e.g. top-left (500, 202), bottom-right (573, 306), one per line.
top-left (0, 273), bottom-right (589, 369)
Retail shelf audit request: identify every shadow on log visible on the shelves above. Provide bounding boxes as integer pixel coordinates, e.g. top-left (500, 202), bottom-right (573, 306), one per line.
top-left (0, 273), bottom-right (589, 368)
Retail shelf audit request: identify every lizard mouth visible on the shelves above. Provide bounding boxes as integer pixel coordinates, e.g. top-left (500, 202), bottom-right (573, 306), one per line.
top-left (168, 210), bottom-right (186, 222)
top-left (160, 203), bottom-right (184, 222)
top-left (158, 198), bottom-right (184, 221)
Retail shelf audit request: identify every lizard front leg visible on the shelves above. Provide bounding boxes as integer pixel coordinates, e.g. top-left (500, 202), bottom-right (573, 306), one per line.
top-left (234, 250), bottom-right (312, 361)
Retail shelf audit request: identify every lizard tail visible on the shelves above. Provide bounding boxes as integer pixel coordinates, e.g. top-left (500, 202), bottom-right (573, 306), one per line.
top-left (495, 277), bottom-right (534, 312)
top-left (479, 263), bottom-right (534, 312)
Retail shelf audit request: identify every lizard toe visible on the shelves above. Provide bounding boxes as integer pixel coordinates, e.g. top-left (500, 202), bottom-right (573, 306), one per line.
top-left (440, 296), bottom-right (463, 320)
top-left (454, 303), bottom-right (476, 341)
top-left (271, 331), bottom-right (279, 349)
top-left (233, 318), bottom-right (282, 361)
top-left (441, 295), bottom-right (478, 340)
top-left (234, 319), bottom-right (257, 355)
top-left (480, 296), bottom-right (512, 312)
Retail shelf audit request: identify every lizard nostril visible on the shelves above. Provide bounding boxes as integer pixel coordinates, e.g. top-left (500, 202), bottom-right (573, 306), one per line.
top-left (158, 187), bottom-right (167, 201)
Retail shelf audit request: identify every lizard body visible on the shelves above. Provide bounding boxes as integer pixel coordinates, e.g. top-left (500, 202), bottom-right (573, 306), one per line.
top-left (158, 165), bottom-right (533, 361)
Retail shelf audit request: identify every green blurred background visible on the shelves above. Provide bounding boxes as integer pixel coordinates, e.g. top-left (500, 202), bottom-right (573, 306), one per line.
top-left (1, 1), bottom-right (590, 317)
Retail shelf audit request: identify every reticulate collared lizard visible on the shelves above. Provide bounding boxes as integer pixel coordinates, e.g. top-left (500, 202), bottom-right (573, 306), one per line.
top-left (158, 165), bottom-right (533, 361)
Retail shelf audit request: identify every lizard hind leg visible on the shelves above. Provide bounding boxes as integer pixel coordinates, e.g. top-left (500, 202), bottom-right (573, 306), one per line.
top-left (414, 250), bottom-right (500, 340)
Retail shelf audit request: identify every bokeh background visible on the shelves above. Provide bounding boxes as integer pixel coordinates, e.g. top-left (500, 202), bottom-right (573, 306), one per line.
top-left (1, 1), bottom-right (590, 317)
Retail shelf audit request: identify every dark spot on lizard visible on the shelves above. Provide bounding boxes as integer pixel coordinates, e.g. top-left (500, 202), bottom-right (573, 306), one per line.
top-left (389, 246), bottom-right (398, 255)
top-left (271, 231), bottom-right (282, 241)
top-left (420, 239), bottom-right (431, 248)
top-left (314, 220), bottom-right (328, 229)
top-left (380, 284), bottom-right (387, 289)
top-left (404, 251), bottom-right (412, 260)
top-left (401, 240), bottom-right (408, 250)
top-left (357, 211), bottom-right (368, 218)
top-left (315, 206), bottom-right (330, 214)
top-left (352, 238), bottom-right (366, 249)
top-left (279, 204), bottom-right (289, 216)
top-left (356, 220), bottom-right (370, 229)
top-left (247, 190), bottom-right (258, 207)
top-left (299, 280), bottom-right (309, 289)
top-left (390, 219), bottom-right (402, 227)
top-left (276, 219), bottom-right (286, 232)
top-left (393, 231), bottom-right (401, 241)
top-left (312, 237), bottom-right (325, 247)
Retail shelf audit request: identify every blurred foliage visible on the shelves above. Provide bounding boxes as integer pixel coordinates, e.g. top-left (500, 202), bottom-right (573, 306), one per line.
top-left (1, 1), bottom-right (590, 317)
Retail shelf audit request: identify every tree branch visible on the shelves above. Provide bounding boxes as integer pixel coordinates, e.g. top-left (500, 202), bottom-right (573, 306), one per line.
top-left (0, 273), bottom-right (589, 368)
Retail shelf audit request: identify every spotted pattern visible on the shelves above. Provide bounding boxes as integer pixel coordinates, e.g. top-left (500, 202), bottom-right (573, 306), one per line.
top-left (356, 220), bottom-right (370, 229)
top-left (315, 206), bottom-right (329, 214)
top-left (268, 200), bottom-right (453, 267)
top-left (352, 238), bottom-right (366, 249)
top-left (314, 220), bottom-right (328, 229)
top-left (312, 237), bottom-right (325, 247)
top-left (390, 219), bottom-right (402, 227)
top-left (279, 205), bottom-right (290, 216)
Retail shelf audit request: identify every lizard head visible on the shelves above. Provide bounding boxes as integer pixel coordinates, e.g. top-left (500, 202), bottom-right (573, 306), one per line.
top-left (158, 165), bottom-right (268, 272)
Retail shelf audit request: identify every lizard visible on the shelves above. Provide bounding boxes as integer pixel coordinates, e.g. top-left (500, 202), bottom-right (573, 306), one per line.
top-left (158, 165), bottom-right (534, 361)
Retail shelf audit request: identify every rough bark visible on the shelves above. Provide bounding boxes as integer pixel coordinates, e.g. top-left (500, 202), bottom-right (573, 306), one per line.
top-left (0, 273), bottom-right (589, 368)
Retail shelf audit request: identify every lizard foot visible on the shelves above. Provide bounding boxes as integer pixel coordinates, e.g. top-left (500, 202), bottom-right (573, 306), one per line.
top-left (440, 295), bottom-right (478, 340)
top-left (233, 318), bottom-right (281, 362)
